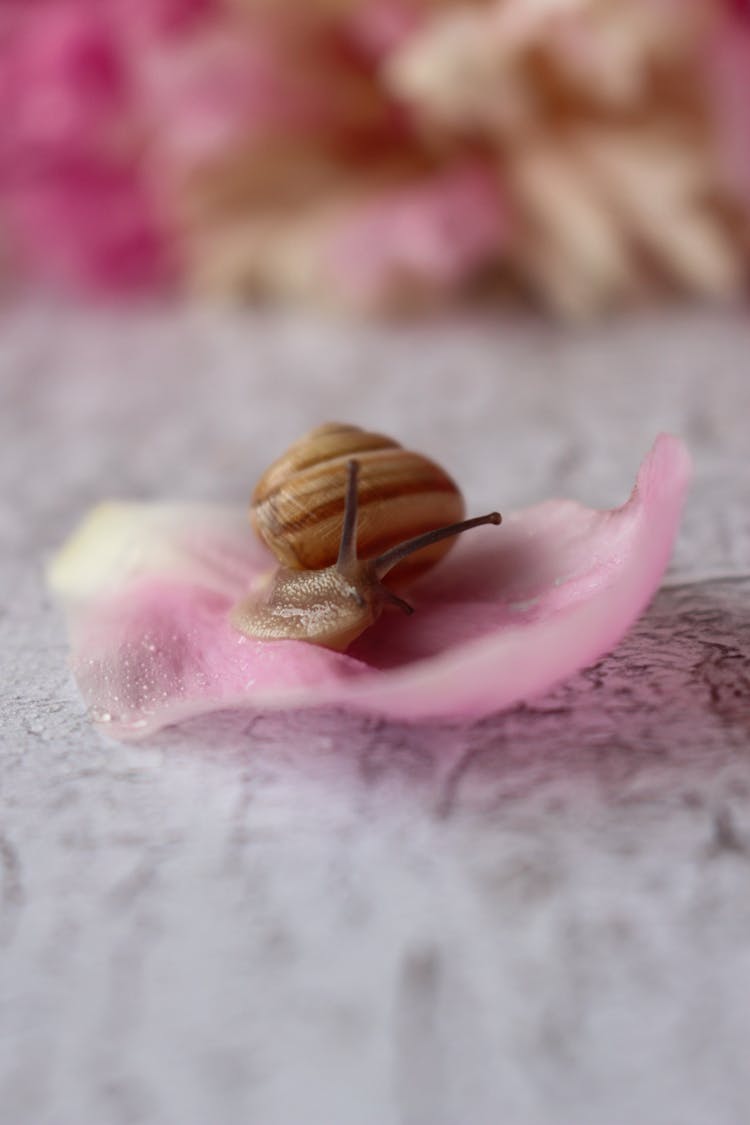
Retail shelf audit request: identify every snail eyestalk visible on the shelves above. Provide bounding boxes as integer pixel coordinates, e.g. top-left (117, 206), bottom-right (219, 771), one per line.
top-left (336, 459), bottom-right (360, 570)
top-left (374, 511), bottom-right (502, 580)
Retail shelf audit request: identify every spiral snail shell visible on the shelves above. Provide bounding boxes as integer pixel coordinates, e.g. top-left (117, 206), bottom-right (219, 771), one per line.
top-left (252, 423), bottom-right (466, 584)
top-left (232, 423), bottom-right (501, 652)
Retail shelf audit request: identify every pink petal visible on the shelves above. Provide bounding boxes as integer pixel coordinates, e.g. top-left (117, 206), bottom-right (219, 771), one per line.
top-left (114, 0), bottom-right (223, 40)
top-left (137, 28), bottom-right (318, 166)
top-left (325, 163), bottom-right (507, 307)
top-left (0, 0), bottom-right (176, 292)
top-left (343, 1), bottom-right (424, 61)
top-left (704, 15), bottom-right (750, 206)
top-left (137, 13), bottom-right (395, 171)
top-left (4, 159), bottom-right (176, 292)
top-left (0, 2), bottom-right (127, 155)
top-left (49, 436), bottom-right (690, 740)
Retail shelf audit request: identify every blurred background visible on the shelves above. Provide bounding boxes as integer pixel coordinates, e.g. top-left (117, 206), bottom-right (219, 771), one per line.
top-left (1, 0), bottom-right (749, 320)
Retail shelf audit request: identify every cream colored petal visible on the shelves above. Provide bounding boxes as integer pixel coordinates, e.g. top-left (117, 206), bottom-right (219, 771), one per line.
top-left (578, 130), bottom-right (743, 295)
top-left (188, 210), bottom-right (334, 302)
top-left (516, 236), bottom-right (615, 318)
top-left (385, 5), bottom-right (537, 134)
top-left (510, 138), bottom-right (635, 312)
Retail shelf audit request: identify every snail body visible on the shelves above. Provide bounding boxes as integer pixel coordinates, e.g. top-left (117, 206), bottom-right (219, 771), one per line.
top-left (232, 425), bottom-right (501, 652)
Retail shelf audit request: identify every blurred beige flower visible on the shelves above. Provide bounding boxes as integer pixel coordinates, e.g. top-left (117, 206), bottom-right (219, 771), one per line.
top-left (387, 0), bottom-right (710, 132)
top-left (507, 125), bottom-right (741, 316)
top-left (387, 0), bottom-right (744, 314)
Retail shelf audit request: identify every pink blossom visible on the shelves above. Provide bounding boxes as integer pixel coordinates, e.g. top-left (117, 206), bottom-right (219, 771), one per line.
top-left (5, 157), bottom-right (175, 291)
top-left (0, 0), bottom-right (419, 292)
top-left (49, 436), bottom-right (690, 741)
top-left (0, 0), bottom-right (175, 290)
top-left (138, 23), bottom-right (345, 169)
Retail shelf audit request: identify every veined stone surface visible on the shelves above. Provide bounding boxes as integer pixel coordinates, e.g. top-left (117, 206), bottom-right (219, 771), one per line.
top-left (1, 302), bottom-right (749, 1125)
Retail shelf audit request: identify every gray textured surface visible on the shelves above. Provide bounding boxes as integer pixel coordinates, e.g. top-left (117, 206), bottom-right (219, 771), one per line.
top-left (1, 302), bottom-right (749, 1125)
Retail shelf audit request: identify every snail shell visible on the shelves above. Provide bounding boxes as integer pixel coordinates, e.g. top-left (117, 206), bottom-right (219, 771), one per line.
top-left (252, 423), bottom-right (465, 584)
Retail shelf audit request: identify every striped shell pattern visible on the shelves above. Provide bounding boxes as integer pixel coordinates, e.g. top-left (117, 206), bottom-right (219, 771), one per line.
top-left (251, 423), bottom-right (465, 584)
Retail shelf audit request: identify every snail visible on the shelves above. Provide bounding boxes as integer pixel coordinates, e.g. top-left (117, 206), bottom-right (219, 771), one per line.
top-left (231, 424), bottom-right (501, 651)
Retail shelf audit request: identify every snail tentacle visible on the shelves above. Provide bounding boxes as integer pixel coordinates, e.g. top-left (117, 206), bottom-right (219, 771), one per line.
top-left (336, 459), bottom-right (360, 570)
top-left (382, 590), bottom-right (414, 616)
top-left (373, 511), bottom-right (502, 580)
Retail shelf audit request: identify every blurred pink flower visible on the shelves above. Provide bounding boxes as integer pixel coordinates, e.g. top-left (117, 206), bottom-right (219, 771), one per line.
top-left (5, 159), bottom-right (174, 291)
top-left (0, 0), bottom-right (176, 290)
top-left (138, 22), bottom-right (351, 169)
top-left (0, 2), bottom-right (126, 153)
top-left (49, 436), bottom-right (690, 740)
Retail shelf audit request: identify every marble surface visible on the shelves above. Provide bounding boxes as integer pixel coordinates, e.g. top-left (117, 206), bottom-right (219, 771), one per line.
top-left (1, 302), bottom-right (749, 1125)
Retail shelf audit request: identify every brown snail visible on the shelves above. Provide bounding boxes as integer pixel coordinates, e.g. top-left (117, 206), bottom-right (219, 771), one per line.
top-left (231, 424), bottom-right (501, 651)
